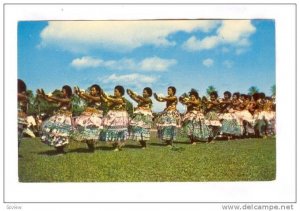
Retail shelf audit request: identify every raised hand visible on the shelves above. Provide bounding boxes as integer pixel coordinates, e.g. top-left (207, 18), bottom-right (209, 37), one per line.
top-left (73, 87), bottom-right (77, 94)
top-left (40, 89), bottom-right (45, 96)
top-left (126, 89), bottom-right (132, 95)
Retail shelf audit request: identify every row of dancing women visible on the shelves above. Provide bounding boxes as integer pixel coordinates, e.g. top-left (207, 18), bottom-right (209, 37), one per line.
top-left (17, 79), bottom-right (276, 154)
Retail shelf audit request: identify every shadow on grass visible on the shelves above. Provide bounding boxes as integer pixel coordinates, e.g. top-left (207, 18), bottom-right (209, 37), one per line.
top-left (38, 150), bottom-right (66, 156)
top-left (123, 144), bottom-right (142, 149)
top-left (96, 146), bottom-right (115, 151)
top-left (68, 145), bottom-right (117, 153)
top-left (68, 148), bottom-right (96, 153)
top-left (173, 141), bottom-right (190, 144)
top-left (149, 142), bottom-right (166, 147)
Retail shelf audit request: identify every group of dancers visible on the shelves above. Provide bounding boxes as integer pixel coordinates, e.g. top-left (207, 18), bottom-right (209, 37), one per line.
top-left (18, 79), bottom-right (276, 154)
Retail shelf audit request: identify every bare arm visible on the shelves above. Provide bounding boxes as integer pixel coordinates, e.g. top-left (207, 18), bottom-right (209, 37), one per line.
top-left (207, 100), bottom-right (219, 109)
top-left (18, 93), bottom-right (28, 102)
top-left (74, 86), bottom-right (89, 101)
top-left (45, 95), bottom-right (71, 103)
top-left (80, 92), bottom-right (101, 102)
top-left (36, 89), bottom-right (62, 103)
top-left (185, 98), bottom-right (200, 106)
top-left (179, 96), bottom-right (188, 104)
top-left (101, 92), bottom-right (124, 104)
top-left (232, 100), bottom-right (240, 106)
top-left (153, 93), bottom-right (165, 102)
top-left (127, 89), bottom-right (140, 103)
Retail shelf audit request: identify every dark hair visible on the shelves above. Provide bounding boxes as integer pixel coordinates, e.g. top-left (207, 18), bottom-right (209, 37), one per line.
top-left (168, 86), bottom-right (176, 95)
top-left (202, 96), bottom-right (208, 102)
top-left (144, 87), bottom-right (153, 97)
top-left (210, 91), bottom-right (218, 98)
top-left (265, 96), bottom-right (272, 101)
top-left (115, 85), bottom-right (125, 96)
top-left (90, 84), bottom-right (102, 95)
top-left (189, 89), bottom-right (199, 99)
top-left (233, 92), bottom-right (240, 98)
top-left (259, 92), bottom-right (266, 99)
top-left (252, 93), bottom-right (260, 101)
top-left (245, 94), bottom-right (251, 100)
top-left (62, 85), bottom-right (72, 98)
top-left (223, 91), bottom-right (231, 98)
top-left (18, 79), bottom-right (27, 93)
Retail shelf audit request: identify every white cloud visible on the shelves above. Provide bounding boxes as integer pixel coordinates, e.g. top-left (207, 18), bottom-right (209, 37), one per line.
top-left (40, 20), bottom-right (220, 52)
top-left (183, 20), bottom-right (256, 52)
top-left (139, 57), bottom-right (177, 71)
top-left (101, 73), bottom-right (157, 89)
top-left (202, 58), bottom-right (214, 68)
top-left (71, 56), bottom-right (176, 71)
top-left (183, 36), bottom-right (220, 51)
top-left (217, 20), bottom-right (256, 43)
top-left (71, 56), bottom-right (103, 69)
top-left (223, 60), bottom-right (234, 68)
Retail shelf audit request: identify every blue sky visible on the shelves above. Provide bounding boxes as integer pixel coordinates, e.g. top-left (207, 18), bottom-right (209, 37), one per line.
top-left (18, 20), bottom-right (275, 112)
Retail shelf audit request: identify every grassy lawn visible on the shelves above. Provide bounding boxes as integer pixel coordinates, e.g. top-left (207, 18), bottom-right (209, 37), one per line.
top-left (18, 134), bottom-right (276, 182)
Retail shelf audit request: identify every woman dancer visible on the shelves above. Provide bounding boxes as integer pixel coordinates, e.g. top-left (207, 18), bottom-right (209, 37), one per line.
top-left (18, 79), bottom-right (28, 147)
top-left (262, 97), bottom-right (276, 136)
top-left (127, 87), bottom-right (153, 149)
top-left (179, 89), bottom-right (211, 144)
top-left (219, 91), bottom-right (243, 139)
top-left (100, 85), bottom-right (129, 151)
top-left (154, 86), bottom-right (181, 147)
top-left (72, 85), bottom-right (104, 152)
top-left (204, 91), bottom-right (222, 143)
top-left (253, 93), bottom-right (268, 138)
top-left (37, 85), bottom-right (73, 154)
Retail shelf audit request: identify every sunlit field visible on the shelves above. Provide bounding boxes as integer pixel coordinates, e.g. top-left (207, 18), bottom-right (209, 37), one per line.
top-left (18, 133), bottom-right (276, 182)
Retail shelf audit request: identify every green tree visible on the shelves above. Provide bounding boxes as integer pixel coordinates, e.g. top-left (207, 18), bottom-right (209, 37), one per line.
top-left (248, 86), bottom-right (259, 95)
top-left (125, 99), bottom-right (134, 117)
top-left (52, 89), bottom-right (62, 97)
top-left (206, 85), bottom-right (216, 96)
top-left (71, 95), bottom-right (85, 116)
top-left (34, 89), bottom-right (62, 116)
top-left (26, 90), bottom-right (36, 115)
top-left (271, 85), bottom-right (276, 97)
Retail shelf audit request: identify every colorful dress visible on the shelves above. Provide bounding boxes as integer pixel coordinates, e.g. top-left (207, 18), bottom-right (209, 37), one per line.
top-left (263, 101), bottom-right (276, 136)
top-left (253, 100), bottom-right (275, 136)
top-left (40, 101), bottom-right (73, 147)
top-left (18, 100), bottom-right (27, 145)
top-left (100, 97), bottom-right (129, 142)
top-left (128, 98), bottom-right (153, 142)
top-left (71, 101), bottom-right (103, 143)
top-left (156, 97), bottom-right (181, 142)
top-left (204, 99), bottom-right (222, 138)
top-left (219, 99), bottom-right (244, 137)
top-left (181, 98), bottom-right (212, 141)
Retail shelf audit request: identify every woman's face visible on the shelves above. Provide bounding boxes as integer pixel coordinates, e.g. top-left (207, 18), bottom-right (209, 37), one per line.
top-left (61, 88), bottom-right (67, 97)
top-left (143, 89), bottom-right (149, 98)
top-left (114, 88), bottom-right (121, 97)
top-left (210, 94), bottom-right (216, 101)
top-left (224, 94), bottom-right (230, 100)
top-left (190, 94), bottom-right (196, 101)
top-left (167, 88), bottom-right (174, 96)
top-left (90, 87), bottom-right (98, 96)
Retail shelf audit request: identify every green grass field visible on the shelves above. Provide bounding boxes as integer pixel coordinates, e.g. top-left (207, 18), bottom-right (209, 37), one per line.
top-left (18, 134), bottom-right (276, 182)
